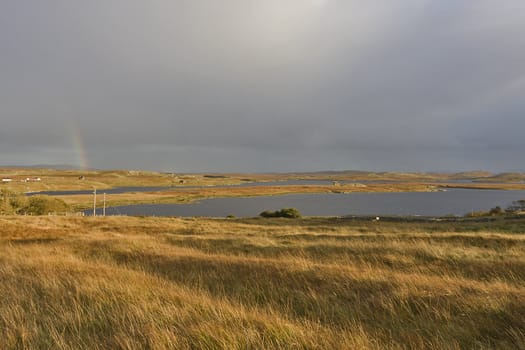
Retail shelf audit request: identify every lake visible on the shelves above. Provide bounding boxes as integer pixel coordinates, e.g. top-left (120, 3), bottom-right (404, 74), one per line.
top-left (89, 189), bottom-right (525, 217)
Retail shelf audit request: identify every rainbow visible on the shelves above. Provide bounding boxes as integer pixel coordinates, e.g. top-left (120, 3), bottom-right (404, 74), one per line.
top-left (70, 123), bottom-right (89, 170)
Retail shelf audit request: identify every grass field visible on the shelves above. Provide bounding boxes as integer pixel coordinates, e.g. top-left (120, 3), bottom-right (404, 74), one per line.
top-left (1, 216), bottom-right (525, 349)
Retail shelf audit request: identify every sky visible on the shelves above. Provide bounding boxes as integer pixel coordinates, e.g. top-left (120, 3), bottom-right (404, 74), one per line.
top-left (1, 0), bottom-right (524, 173)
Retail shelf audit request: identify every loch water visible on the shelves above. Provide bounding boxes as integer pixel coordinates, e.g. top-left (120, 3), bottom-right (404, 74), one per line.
top-left (89, 189), bottom-right (525, 217)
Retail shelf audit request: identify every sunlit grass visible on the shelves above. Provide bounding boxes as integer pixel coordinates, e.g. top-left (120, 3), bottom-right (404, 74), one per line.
top-left (1, 216), bottom-right (525, 348)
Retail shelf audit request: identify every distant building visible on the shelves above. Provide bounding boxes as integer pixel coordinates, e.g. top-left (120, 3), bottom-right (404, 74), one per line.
top-left (24, 177), bottom-right (41, 182)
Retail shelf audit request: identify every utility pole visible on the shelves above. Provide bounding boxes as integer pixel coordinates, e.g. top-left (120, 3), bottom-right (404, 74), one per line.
top-left (93, 188), bottom-right (97, 217)
top-left (103, 192), bottom-right (106, 217)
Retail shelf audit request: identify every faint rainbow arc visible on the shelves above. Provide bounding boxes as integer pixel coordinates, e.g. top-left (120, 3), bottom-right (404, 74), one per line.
top-left (71, 125), bottom-right (89, 170)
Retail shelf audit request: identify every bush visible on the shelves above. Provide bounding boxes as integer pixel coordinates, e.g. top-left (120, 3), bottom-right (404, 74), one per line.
top-left (260, 208), bottom-right (302, 218)
top-left (21, 196), bottom-right (70, 215)
top-left (465, 206), bottom-right (507, 218)
top-left (1, 191), bottom-right (70, 216)
top-left (0, 190), bottom-right (28, 215)
top-left (507, 200), bottom-right (525, 213)
top-left (489, 206), bottom-right (504, 216)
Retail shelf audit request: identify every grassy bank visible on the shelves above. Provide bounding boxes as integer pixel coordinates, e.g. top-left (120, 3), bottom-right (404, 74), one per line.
top-left (1, 216), bottom-right (525, 349)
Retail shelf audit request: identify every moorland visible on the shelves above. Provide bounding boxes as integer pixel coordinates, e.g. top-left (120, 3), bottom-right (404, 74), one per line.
top-left (1, 168), bottom-right (525, 349)
top-left (1, 215), bottom-right (525, 349)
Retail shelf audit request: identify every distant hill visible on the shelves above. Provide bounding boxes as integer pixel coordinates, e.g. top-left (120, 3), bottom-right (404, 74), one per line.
top-left (0, 164), bottom-right (86, 170)
top-left (449, 171), bottom-right (493, 179)
top-left (1, 167), bottom-right (523, 183)
top-left (481, 173), bottom-right (525, 183)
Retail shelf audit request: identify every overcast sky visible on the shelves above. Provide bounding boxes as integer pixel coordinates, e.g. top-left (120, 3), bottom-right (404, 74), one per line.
top-left (1, 1), bottom-right (524, 172)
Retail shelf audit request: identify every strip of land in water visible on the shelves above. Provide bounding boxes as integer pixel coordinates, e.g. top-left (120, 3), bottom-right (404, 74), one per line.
top-left (2, 168), bottom-right (525, 210)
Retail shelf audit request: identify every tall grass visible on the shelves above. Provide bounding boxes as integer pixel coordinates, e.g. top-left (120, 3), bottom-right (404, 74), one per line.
top-left (1, 216), bottom-right (525, 349)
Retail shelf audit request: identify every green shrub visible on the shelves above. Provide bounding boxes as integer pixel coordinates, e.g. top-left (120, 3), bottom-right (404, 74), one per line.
top-left (507, 200), bottom-right (525, 213)
top-left (489, 206), bottom-right (504, 216)
top-left (260, 208), bottom-right (302, 218)
top-left (0, 190), bottom-right (28, 215)
top-left (21, 196), bottom-right (70, 215)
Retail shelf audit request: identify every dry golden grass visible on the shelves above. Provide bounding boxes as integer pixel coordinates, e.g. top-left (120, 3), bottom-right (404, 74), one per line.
top-left (1, 216), bottom-right (525, 349)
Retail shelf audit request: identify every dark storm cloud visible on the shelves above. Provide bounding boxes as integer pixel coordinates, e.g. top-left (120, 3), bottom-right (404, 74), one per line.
top-left (1, 0), bottom-right (524, 171)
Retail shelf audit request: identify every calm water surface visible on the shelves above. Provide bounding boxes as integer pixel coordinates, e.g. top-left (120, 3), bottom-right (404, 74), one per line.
top-left (90, 189), bottom-right (525, 217)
